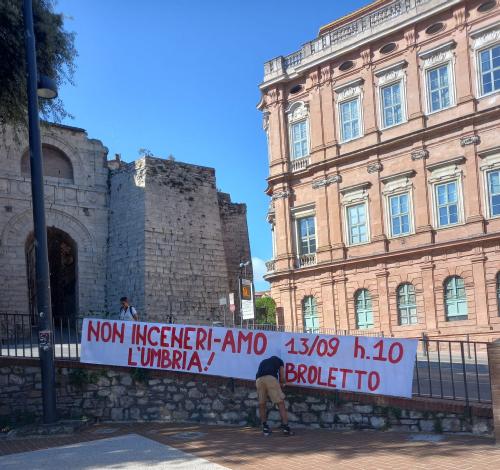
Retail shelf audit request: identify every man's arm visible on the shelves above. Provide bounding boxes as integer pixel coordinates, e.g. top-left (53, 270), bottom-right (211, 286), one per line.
top-left (131, 307), bottom-right (138, 321)
top-left (279, 365), bottom-right (286, 387)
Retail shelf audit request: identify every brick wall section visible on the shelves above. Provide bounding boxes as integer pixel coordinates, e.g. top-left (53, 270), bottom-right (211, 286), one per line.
top-left (141, 158), bottom-right (230, 324)
top-left (0, 358), bottom-right (492, 436)
top-left (106, 160), bottom-right (147, 314)
top-left (218, 192), bottom-right (252, 319)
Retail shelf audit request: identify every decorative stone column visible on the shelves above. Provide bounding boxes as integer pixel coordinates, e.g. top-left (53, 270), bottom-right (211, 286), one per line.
top-left (421, 260), bottom-right (438, 332)
top-left (376, 267), bottom-right (391, 336)
top-left (461, 134), bottom-right (485, 236)
top-left (487, 339), bottom-right (500, 443)
top-left (272, 189), bottom-right (294, 272)
top-left (471, 251), bottom-right (490, 328)
top-left (411, 147), bottom-right (433, 244)
top-left (313, 174), bottom-right (341, 263)
top-left (334, 273), bottom-right (350, 331)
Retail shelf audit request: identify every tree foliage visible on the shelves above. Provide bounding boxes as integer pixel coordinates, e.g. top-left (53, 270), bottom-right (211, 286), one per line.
top-left (0, 0), bottom-right (76, 129)
top-left (255, 296), bottom-right (277, 325)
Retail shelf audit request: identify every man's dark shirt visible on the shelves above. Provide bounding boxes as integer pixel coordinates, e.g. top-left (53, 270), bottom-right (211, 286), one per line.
top-left (256, 356), bottom-right (284, 380)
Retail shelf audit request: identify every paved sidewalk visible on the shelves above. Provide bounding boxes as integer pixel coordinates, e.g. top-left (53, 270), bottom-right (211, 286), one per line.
top-left (0, 422), bottom-right (499, 469)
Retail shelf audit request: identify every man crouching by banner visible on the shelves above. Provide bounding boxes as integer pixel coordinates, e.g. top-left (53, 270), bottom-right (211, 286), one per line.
top-left (256, 356), bottom-right (294, 436)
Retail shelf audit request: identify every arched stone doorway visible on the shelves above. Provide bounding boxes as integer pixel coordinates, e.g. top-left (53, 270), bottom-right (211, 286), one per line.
top-left (26, 227), bottom-right (78, 323)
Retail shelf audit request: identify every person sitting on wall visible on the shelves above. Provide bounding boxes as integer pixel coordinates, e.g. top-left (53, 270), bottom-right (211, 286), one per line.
top-left (119, 297), bottom-right (138, 321)
top-left (256, 355), bottom-right (294, 436)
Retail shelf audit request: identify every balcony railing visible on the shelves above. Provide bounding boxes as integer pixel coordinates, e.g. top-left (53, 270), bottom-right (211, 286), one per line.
top-left (265, 260), bottom-right (276, 273)
top-left (298, 253), bottom-right (317, 268)
top-left (263, 0), bottom-right (438, 82)
top-left (290, 156), bottom-right (310, 172)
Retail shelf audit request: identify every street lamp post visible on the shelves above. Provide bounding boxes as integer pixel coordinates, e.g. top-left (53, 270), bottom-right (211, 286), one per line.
top-left (23, 0), bottom-right (58, 424)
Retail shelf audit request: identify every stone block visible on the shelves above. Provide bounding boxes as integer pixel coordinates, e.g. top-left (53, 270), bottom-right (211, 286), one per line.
top-left (419, 420), bottom-right (436, 432)
top-left (291, 402), bottom-right (308, 413)
top-left (311, 404), bottom-right (327, 411)
top-left (173, 393), bottom-right (184, 402)
top-left (337, 414), bottom-right (350, 424)
top-left (301, 413), bottom-right (317, 423)
top-left (121, 375), bottom-right (133, 386)
top-left (409, 410), bottom-right (423, 419)
top-left (442, 418), bottom-right (461, 432)
top-left (370, 416), bottom-right (386, 429)
top-left (350, 413), bottom-right (363, 424)
top-left (354, 405), bottom-right (373, 413)
top-left (188, 389), bottom-right (203, 399)
top-left (111, 408), bottom-right (124, 420)
top-left (212, 399), bottom-right (224, 411)
top-left (320, 412), bottom-right (335, 423)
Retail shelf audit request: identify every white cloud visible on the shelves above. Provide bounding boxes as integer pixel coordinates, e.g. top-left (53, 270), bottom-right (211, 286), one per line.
top-left (251, 257), bottom-right (267, 283)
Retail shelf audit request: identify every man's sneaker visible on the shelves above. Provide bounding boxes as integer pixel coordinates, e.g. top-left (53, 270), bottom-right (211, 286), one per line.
top-left (262, 423), bottom-right (271, 436)
top-left (281, 424), bottom-right (294, 436)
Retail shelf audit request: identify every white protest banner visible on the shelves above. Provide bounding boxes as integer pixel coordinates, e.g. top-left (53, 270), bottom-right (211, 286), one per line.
top-left (80, 319), bottom-right (418, 398)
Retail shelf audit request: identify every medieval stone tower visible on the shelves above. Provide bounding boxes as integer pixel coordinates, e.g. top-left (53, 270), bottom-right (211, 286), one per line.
top-left (0, 123), bottom-right (251, 324)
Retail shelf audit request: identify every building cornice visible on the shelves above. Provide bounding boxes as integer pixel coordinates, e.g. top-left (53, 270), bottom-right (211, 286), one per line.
top-left (260, 0), bottom-right (462, 89)
top-left (265, 105), bottom-right (500, 188)
top-left (265, 231), bottom-right (500, 281)
top-left (426, 156), bottom-right (466, 171)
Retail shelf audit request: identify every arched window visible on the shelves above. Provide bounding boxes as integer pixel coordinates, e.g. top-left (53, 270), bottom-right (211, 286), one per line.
top-left (497, 273), bottom-right (500, 316)
top-left (21, 144), bottom-right (74, 182)
top-left (397, 283), bottom-right (417, 325)
top-left (355, 289), bottom-right (373, 329)
top-left (302, 296), bottom-right (319, 332)
top-left (444, 276), bottom-right (468, 321)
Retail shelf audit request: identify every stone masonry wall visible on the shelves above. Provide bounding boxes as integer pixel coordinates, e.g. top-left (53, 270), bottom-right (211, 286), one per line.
top-left (106, 160), bottom-right (146, 315)
top-left (0, 359), bottom-right (492, 437)
top-left (218, 192), bottom-right (252, 320)
top-left (0, 124), bottom-right (109, 316)
top-left (141, 158), bottom-right (230, 324)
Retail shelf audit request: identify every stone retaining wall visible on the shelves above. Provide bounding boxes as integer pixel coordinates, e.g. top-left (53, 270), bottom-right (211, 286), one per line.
top-left (0, 359), bottom-right (492, 436)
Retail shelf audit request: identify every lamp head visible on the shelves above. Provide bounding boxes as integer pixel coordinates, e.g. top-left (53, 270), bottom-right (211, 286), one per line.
top-left (37, 75), bottom-right (58, 99)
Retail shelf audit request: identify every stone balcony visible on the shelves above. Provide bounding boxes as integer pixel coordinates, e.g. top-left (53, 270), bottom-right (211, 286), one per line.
top-left (297, 253), bottom-right (317, 268)
top-left (290, 156), bottom-right (310, 173)
top-left (265, 260), bottom-right (276, 273)
top-left (262, 0), bottom-right (450, 85)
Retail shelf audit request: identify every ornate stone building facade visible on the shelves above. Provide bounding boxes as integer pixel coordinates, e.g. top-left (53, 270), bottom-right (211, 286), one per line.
top-left (0, 123), bottom-right (251, 324)
top-left (259, 0), bottom-right (500, 340)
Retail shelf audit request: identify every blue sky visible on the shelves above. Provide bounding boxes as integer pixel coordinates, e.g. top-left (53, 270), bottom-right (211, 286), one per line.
top-left (55, 0), bottom-right (371, 291)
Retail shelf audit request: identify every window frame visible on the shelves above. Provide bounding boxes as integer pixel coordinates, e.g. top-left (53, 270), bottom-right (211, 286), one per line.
top-left (397, 283), bottom-right (418, 326)
top-left (286, 101), bottom-right (311, 162)
top-left (379, 79), bottom-right (407, 129)
top-left (345, 201), bottom-right (370, 246)
top-left (334, 79), bottom-right (364, 144)
top-left (428, 161), bottom-right (465, 230)
top-left (444, 276), bottom-right (468, 321)
top-left (477, 42), bottom-right (500, 98)
top-left (434, 180), bottom-right (461, 228)
top-left (289, 119), bottom-right (310, 160)
top-left (354, 289), bottom-right (374, 330)
top-left (387, 191), bottom-right (413, 238)
top-left (302, 296), bottom-right (320, 332)
top-left (487, 169), bottom-right (500, 219)
top-left (339, 96), bottom-right (362, 143)
top-left (425, 61), bottom-right (455, 114)
top-left (296, 215), bottom-right (317, 256)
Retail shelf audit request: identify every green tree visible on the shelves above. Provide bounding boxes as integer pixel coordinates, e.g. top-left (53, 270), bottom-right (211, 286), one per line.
top-left (0, 0), bottom-right (76, 130)
top-left (255, 296), bottom-right (277, 325)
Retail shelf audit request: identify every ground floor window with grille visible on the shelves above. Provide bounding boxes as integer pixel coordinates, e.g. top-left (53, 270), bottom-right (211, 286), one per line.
top-left (444, 276), bottom-right (468, 321)
top-left (302, 296), bottom-right (319, 332)
top-left (397, 283), bottom-right (417, 325)
top-left (355, 289), bottom-right (373, 329)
